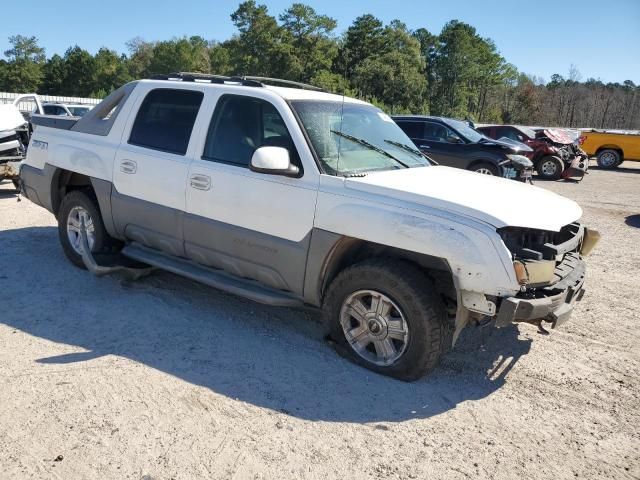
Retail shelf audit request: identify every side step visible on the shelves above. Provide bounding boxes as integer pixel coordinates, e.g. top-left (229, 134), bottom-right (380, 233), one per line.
top-left (121, 243), bottom-right (304, 308)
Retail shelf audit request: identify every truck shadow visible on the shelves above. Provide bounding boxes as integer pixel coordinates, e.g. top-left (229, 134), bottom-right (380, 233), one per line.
top-left (2, 226), bottom-right (532, 423)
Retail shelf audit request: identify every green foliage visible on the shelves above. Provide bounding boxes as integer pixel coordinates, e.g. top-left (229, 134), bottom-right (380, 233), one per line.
top-left (279, 3), bottom-right (337, 82)
top-left (351, 21), bottom-right (427, 113)
top-left (147, 37), bottom-right (211, 76)
top-left (225, 0), bottom-right (291, 77)
top-left (0, 35), bottom-right (46, 92)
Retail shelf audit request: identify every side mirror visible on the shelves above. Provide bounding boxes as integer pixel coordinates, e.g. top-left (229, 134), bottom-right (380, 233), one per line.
top-left (446, 135), bottom-right (462, 144)
top-left (250, 146), bottom-right (299, 177)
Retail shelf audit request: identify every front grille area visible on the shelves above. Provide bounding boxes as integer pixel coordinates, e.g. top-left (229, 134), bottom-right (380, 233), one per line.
top-left (499, 223), bottom-right (583, 261)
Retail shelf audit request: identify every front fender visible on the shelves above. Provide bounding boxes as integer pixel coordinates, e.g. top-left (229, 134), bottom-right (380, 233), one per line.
top-left (314, 191), bottom-right (520, 299)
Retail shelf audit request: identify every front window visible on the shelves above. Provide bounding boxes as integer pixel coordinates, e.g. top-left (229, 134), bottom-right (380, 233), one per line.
top-left (442, 118), bottom-right (485, 143)
top-left (202, 95), bottom-right (300, 170)
top-left (291, 100), bottom-right (430, 176)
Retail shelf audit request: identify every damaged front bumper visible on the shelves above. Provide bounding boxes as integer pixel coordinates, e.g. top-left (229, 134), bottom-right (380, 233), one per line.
top-left (495, 252), bottom-right (586, 329)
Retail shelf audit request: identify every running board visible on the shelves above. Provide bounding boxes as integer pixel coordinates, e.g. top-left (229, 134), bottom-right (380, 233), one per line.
top-left (121, 243), bottom-right (303, 308)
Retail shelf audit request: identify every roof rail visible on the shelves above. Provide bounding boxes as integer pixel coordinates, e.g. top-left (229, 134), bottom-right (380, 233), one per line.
top-left (242, 76), bottom-right (326, 92)
top-left (148, 72), bottom-right (326, 92)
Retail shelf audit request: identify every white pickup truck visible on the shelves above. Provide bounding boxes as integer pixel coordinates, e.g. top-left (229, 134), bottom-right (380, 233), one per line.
top-left (19, 74), bottom-right (599, 380)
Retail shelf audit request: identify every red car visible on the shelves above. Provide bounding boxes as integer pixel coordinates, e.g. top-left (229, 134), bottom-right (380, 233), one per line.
top-left (477, 125), bottom-right (588, 180)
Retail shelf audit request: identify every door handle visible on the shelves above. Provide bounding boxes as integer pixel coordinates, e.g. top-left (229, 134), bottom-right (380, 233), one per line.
top-left (419, 144), bottom-right (431, 149)
top-left (120, 160), bottom-right (137, 174)
top-left (190, 174), bottom-right (211, 191)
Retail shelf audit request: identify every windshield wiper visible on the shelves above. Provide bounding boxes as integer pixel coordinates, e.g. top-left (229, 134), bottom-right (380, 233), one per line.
top-left (331, 130), bottom-right (409, 169)
top-left (383, 139), bottom-right (438, 165)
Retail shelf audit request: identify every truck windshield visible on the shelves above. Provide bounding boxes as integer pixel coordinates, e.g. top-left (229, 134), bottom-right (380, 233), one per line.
top-left (291, 100), bottom-right (430, 176)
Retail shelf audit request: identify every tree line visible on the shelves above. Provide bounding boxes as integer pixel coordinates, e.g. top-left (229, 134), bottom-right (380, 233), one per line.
top-left (1, 0), bottom-right (638, 129)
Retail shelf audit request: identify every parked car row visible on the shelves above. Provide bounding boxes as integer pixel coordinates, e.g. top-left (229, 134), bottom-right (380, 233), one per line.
top-left (476, 124), bottom-right (589, 180)
top-left (393, 116), bottom-right (534, 182)
top-left (18, 73), bottom-right (599, 380)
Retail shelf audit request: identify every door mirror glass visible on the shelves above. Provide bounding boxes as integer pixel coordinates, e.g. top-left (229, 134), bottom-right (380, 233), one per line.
top-left (446, 135), bottom-right (462, 144)
top-left (250, 146), bottom-right (299, 177)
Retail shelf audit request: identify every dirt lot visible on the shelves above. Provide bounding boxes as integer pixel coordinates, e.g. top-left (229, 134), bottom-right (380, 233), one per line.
top-left (1, 164), bottom-right (639, 480)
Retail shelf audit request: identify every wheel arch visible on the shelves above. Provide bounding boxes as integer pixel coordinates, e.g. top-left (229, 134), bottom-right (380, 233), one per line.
top-left (50, 167), bottom-right (118, 238)
top-left (467, 158), bottom-right (500, 172)
top-left (595, 145), bottom-right (624, 158)
top-left (304, 233), bottom-right (457, 315)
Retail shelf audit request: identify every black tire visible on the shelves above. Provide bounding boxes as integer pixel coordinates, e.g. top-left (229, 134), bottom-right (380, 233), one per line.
top-left (57, 189), bottom-right (121, 269)
top-left (323, 258), bottom-right (448, 381)
top-left (469, 162), bottom-right (499, 176)
top-left (536, 155), bottom-right (564, 180)
top-left (596, 149), bottom-right (621, 169)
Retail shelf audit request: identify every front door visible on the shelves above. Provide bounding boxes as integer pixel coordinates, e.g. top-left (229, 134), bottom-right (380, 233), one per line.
top-left (416, 121), bottom-right (468, 168)
top-left (112, 87), bottom-right (204, 257)
top-left (184, 93), bottom-right (318, 295)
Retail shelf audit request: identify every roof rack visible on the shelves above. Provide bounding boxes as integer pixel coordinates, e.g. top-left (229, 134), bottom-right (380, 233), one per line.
top-left (149, 72), bottom-right (326, 92)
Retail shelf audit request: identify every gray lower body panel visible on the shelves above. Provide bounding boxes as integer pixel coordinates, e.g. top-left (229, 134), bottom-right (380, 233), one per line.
top-left (183, 213), bottom-right (311, 296)
top-left (111, 188), bottom-right (185, 258)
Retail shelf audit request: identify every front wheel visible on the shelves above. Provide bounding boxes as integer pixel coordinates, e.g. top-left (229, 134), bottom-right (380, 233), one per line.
top-left (323, 258), bottom-right (448, 381)
top-left (537, 156), bottom-right (564, 180)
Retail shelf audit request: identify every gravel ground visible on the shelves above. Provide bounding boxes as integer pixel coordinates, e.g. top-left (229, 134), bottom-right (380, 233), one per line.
top-left (1, 163), bottom-right (639, 480)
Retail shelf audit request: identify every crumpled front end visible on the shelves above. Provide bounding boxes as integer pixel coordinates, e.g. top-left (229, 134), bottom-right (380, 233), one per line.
top-left (494, 223), bottom-right (600, 330)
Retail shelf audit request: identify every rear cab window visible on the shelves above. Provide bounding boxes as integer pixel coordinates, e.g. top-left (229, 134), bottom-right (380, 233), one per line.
top-left (202, 94), bottom-right (301, 171)
top-left (129, 88), bottom-right (204, 155)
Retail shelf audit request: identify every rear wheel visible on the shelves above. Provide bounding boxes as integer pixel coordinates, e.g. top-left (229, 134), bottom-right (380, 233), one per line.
top-left (596, 149), bottom-right (621, 169)
top-left (324, 258), bottom-right (447, 381)
top-left (57, 190), bottom-right (121, 269)
top-left (537, 155), bottom-right (564, 180)
top-left (470, 162), bottom-right (498, 176)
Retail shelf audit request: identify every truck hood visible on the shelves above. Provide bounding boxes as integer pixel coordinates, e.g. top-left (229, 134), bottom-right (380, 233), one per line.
top-left (345, 166), bottom-right (582, 232)
top-left (485, 136), bottom-right (533, 153)
top-left (543, 128), bottom-right (574, 145)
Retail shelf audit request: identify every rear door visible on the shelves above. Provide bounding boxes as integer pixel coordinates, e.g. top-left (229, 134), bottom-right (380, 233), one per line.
top-left (183, 92), bottom-right (318, 295)
top-left (112, 86), bottom-right (204, 257)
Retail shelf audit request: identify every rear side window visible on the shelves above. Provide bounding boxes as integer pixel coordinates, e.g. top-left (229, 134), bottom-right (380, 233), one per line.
top-left (396, 121), bottom-right (424, 139)
top-left (202, 95), bottom-right (299, 168)
top-left (129, 88), bottom-right (203, 155)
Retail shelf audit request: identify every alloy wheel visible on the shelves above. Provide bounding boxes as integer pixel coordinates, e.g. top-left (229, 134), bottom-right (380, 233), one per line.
top-left (339, 290), bottom-right (410, 366)
top-left (66, 206), bottom-right (95, 255)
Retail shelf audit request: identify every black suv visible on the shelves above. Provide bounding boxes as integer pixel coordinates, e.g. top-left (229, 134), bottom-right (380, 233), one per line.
top-left (393, 115), bottom-right (533, 181)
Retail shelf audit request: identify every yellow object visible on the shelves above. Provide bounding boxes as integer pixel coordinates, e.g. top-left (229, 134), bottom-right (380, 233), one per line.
top-left (580, 130), bottom-right (640, 162)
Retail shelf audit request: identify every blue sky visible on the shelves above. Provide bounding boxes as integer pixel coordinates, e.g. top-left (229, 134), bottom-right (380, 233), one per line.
top-left (3, 0), bottom-right (639, 83)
